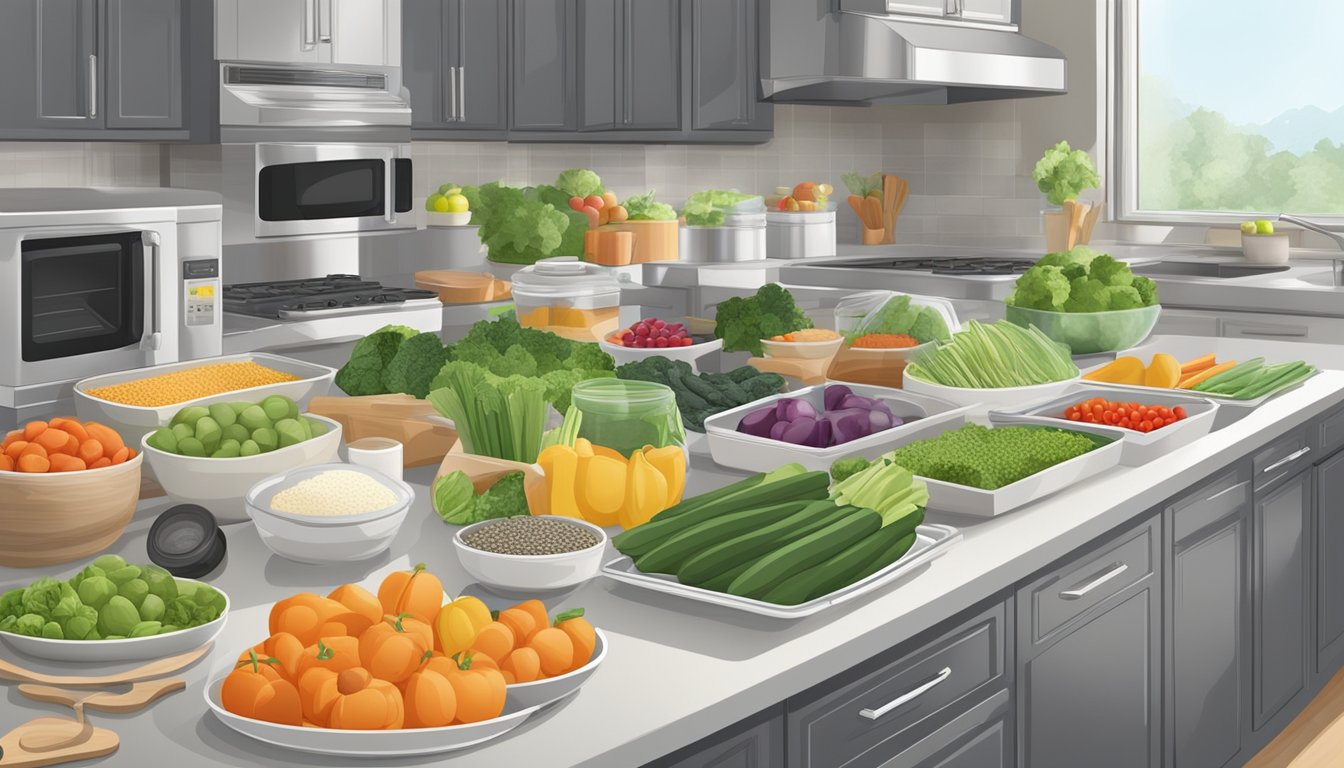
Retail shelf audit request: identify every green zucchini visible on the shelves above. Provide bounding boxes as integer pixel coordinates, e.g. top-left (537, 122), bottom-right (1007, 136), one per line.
top-left (635, 501), bottom-right (813, 575)
top-left (612, 471), bottom-right (830, 558)
top-left (837, 531), bottom-right (918, 592)
top-left (728, 508), bottom-right (882, 599)
top-left (699, 560), bottom-right (756, 593)
top-left (677, 501), bottom-right (849, 586)
top-left (759, 510), bottom-right (923, 606)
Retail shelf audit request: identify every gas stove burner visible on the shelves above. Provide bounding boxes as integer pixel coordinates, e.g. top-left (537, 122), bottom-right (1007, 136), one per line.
top-left (885, 257), bottom-right (1037, 276)
top-left (223, 275), bottom-right (439, 319)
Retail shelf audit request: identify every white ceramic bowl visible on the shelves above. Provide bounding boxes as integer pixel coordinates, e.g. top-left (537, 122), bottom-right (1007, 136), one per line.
top-left (426, 211), bottom-right (473, 227)
top-left (599, 337), bottom-right (722, 372)
top-left (140, 414), bottom-right (342, 524)
top-left (761, 336), bottom-right (844, 360)
top-left (0, 579), bottom-right (228, 663)
top-left (1242, 232), bottom-right (1290, 264)
top-left (902, 371), bottom-right (1083, 413)
top-left (453, 517), bottom-right (607, 591)
top-left (245, 463), bottom-right (414, 564)
top-left (205, 680), bottom-right (540, 758)
top-left (75, 353), bottom-right (336, 447)
top-left (508, 628), bottom-right (608, 708)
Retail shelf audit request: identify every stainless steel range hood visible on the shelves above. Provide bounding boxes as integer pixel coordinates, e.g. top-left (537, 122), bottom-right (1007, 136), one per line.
top-left (762, 3), bottom-right (1067, 106)
top-left (218, 62), bottom-right (412, 142)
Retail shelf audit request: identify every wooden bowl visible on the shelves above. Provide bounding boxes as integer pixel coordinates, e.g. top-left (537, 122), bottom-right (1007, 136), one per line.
top-left (0, 453), bottom-right (143, 567)
top-left (414, 270), bottom-right (512, 304)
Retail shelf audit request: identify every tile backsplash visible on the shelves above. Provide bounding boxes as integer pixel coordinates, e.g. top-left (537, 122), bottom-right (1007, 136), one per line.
top-left (0, 142), bottom-right (161, 188)
top-left (413, 101), bottom-right (1053, 248)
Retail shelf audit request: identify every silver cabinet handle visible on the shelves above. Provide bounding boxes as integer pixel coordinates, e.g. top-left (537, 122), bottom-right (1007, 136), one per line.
top-left (1235, 328), bottom-right (1308, 338)
top-left (142, 232), bottom-right (162, 352)
top-left (1060, 562), bottom-right (1128, 600)
top-left (622, 0), bottom-right (633, 125)
top-left (383, 157), bottom-right (396, 223)
top-left (318, 0), bottom-right (332, 43)
top-left (457, 66), bottom-right (466, 123)
top-left (302, 0), bottom-right (317, 49)
top-left (446, 65), bottom-right (458, 122)
top-left (859, 668), bottom-right (951, 720)
top-left (88, 54), bottom-right (97, 117)
top-left (1264, 446), bottom-right (1311, 474)
top-left (1206, 480), bottom-right (1250, 503)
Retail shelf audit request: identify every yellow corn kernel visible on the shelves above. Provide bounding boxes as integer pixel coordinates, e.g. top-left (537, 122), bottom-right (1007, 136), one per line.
top-left (83, 362), bottom-right (300, 407)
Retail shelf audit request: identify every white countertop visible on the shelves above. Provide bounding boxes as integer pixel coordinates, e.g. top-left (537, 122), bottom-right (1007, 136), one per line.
top-left (3, 336), bottom-right (1343, 767)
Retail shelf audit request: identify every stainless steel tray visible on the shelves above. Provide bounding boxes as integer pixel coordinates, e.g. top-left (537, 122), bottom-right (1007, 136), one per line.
top-left (600, 523), bottom-right (961, 620)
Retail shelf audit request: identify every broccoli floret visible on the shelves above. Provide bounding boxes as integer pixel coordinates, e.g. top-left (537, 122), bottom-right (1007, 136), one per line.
top-left (1062, 277), bottom-right (1110, 313)
top-left (487, 345), bottom-right (539, 378)
top-left (714, 284), bottom-right (812, 357)
top-left (335, 327), bottom-right (416, 396)
top-left (460, 316), bottom-right (520, 353)
top-left (518, 323), bottom-right (578, 363)
top-left (1006, 264), bottom-right (1071, 311)
top-left (830, 457), bottom-right (872, 484)
top-left (539, 368), bottom-right (613, 413)
top-left (565, 343), bottom-right (615, 372)
top-left (885, 424), bottom-right (1095, 490)
top-left (473, 472), bottom-right (531, 519)
top-left (381, 332), bottom-right (451, 398)
top-left (1106, 285), bottom-right (1144, 310)
top-left (1133, 276), bottom-right (1159, 306)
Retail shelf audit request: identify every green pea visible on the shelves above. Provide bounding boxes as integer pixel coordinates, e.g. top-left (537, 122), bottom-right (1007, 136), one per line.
top-left (142, 566), bottom-right (178, 602)
top-left (138, 593), bottom-right (166, 622)
top-left (92, 554), bottom-right (127, 572)
top-left (129, 621), bottom-right (162, 638)
top-left (171, 423), bottom-right (195, 444)
top-left (237, 405), bottom-right (271, 433)
top-left (227, 401), bottom-right (252, 416)
top-left (211, 439), bottom-right (241, 459)
top-left (64, 615), bottom-right (99, 640)
top-left (195, 417), bottom-right (221, 453)
top-left (208, 403), bottom-right (238, 428)
top-left (305, 418), bottom-right (328, 438)
top-left (118, 578), bottom-right (149, 609)
top-left (157, 624), bottom-right (180, 635)
top-left (171, 406), bottom-right (210, 428)
top-left (97, 596), bottom-right (139, 637)
top-left (41, 621), bottom-right (64, 640)
top-left (104, 635), bottom-right (125, 640)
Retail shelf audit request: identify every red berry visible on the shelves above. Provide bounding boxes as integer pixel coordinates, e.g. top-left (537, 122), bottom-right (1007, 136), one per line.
top-left (680, 337), bottom-right (693, 346)
top-left (635, 325), bottom-right (650, 336)
top-left (655, 337), bottom-right (669, 348)
top-left (652, 320), bottom-right (665, 329)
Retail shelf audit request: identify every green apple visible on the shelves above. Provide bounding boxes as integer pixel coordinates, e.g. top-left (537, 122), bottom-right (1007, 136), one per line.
top-left (1255, 219), bottom-right (1275, 235)
top-left (431, 195), bottom-right (453, 213)
top-left (445, 193), bottom-right (469, 213)
top-left (437, 183), bottom-right (457, 196)
top-left (1240, 221), bottom-right (1257, 235)
top-left (425, 193), bottom-right (444, 212)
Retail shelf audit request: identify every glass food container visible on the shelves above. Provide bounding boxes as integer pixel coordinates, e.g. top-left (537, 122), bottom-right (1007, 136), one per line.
top-left (571, 378), bottom-right (687, 462)
top-left (681, 212), bottom-right (768, 263)
top-left (511, 257), bottom-right (623, 343)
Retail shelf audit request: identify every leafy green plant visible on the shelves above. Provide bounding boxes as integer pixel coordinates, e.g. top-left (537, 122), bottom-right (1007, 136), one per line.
top-left (1032, 140), bottom-right (1100, 206)
top-left (713, 284), bottom-right (813, 357)
top-left (381, 332), bottom-right (454, 399)
top-left (622, 191), bottom-right (678, 221)
top-left (682, 190), bottom-right (762, 227)
top-left (554, 168), bottom-right (604, 200)
top-left (1007, 246), bottom-right (1159, 312)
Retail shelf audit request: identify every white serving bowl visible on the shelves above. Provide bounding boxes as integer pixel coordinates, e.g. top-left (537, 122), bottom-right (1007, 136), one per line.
top-left (74, 353), bottom-right (335, 447)
top-left (453, 517), bottom-right (607, 592)
top-left (426, 211), bottom-right (473, 227)
top-left (902, 371), bottom-right (1083, 413)
top-left (1242, 232), bottom-right (1290, 264)
top-left (140, 414), bottom-right (342, 524)
top-left (244, 463), bottom-right (414, 564)
top-left (508, 628), bottom-right (609, 708)
top-left (1, 579), bottom-right (228, 663)
top-left (599, 337), bottom-right (723, 372)
top-left (760, 336), bottom-right (844, 360)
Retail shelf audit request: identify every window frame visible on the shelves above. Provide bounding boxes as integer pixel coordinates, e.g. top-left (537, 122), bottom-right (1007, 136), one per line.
top-left (1110, 0), bottom-right (1344, 227)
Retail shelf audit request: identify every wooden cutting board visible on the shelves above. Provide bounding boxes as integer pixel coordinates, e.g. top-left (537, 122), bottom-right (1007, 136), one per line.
top-left (307, 394), bottom-right (458, 467)
top-left (414, 270), bottom-right (511, 304)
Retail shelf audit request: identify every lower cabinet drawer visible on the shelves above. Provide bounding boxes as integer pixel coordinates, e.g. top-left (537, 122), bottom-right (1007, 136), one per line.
top-left (786, 600), bottom-right (1009, 768)
top-left (643, 704), bottom-right (784, 768)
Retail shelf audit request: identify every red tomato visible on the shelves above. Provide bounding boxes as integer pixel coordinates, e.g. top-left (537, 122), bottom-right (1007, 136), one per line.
top-left (1173, 406), bottom-right (1187, 419)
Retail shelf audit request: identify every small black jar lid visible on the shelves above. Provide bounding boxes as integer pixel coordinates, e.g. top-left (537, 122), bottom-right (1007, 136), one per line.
top-left (147, 504), bottom-right (226, 579)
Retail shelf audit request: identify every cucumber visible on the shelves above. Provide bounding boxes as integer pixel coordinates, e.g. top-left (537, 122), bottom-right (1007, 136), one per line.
top-left (836, 531), bottom-right (918, 592)
top-left (759, 510), bottom-right (924, 606)
top-left (677, 501), bottom-right (849, 586)
top-left (728, 508), bottom-right (883, 599)
top-left (640, 472), bottom-right (763, 522)
top-left (699, 560), bottom-right (755, 593)
top-left (635, 501), bottom-right (813, 575)
top-left (612, 471), bottom-right (830, 558)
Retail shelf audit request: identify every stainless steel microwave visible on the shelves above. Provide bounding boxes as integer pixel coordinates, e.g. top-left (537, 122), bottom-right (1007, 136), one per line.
top-left (244, 143), bottom-right (413, 239)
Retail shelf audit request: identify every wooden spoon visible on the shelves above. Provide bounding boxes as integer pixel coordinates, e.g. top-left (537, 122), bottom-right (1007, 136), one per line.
top-left (1079, 203), bottom-right (1102, 244)
top-left (0, 717), bottom-right (118, 767)
top-left (18, 678), bottom-right (185, 713)
top-left (0, 644), bottom-right (209, 688)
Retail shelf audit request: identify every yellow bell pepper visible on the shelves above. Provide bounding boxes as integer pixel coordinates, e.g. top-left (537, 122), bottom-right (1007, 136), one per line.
top-left (641, 445), bottom-right (686, 508)
top-left (576, 454), bottom-right (627, 527)
top-left (536, 444), bottom-right (582, 518)
top-left (573, 438), bottom-right (595, 457)
top-left (620, 450), bottom-right (669, 530)
top-left (435, 596), bottom-right (491, 656)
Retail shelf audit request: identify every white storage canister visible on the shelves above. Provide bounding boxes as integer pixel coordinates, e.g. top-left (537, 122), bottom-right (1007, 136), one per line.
top-left (766, 210), bottom-right (837, 259)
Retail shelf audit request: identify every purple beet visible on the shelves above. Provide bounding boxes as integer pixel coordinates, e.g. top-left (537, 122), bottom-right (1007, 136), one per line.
top-left (824, 384), bottom-right (853, 411)
top-left (737, 407), bottom-right (778, 438)
top-left (780, 416), bottom-right (819, 445)
top-left (813, 419), bottom-right (834, 448)
top-left (769, 420), bottom-right (790, 441)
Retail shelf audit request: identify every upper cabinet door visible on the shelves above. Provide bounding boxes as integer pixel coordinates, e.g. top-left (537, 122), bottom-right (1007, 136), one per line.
top-left (454, 0), bottom-right (508, 131)
top-left (229, 0), bottom-right (329, 64)
top-left (954, 0), bottom-right (1013, 24)
top-left (104, 0), bottom-right (183, 129)
top-left (624, 0), bottom-right (680, 130)
top-left (578, 0), bottom-right (619, 130)
top-left (688, 0), bottom-right (769, 132)
top-left (331, 0), bottom-right (395, 66)
top-left (402, 0), bottom-right (447, 127)
top-left (885, 0), bottom-right (946, 18)
top-left (0, 0), bottom-right (100, 130)
top-left (511, 0), bottom-right (576, 131)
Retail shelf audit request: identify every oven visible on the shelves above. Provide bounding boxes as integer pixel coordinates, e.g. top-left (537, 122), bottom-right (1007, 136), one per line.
top-left (253, 143), bottom-right (413, 238)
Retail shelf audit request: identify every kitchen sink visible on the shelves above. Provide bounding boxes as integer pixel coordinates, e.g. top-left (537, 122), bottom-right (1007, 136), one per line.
top-left (1131, 261), bottom-right (1291, 279)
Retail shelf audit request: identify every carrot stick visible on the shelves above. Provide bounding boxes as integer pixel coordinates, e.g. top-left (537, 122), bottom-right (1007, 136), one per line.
top-left (1179, 361), bottom-right (1237, 389)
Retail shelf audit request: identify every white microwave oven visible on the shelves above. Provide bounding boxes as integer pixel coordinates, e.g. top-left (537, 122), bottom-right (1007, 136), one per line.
top-left (0, 189), bottom-right (223, 416)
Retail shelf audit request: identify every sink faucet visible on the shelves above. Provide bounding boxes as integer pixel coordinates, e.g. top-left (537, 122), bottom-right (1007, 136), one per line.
top-left (1277, 214), bottom-right (1344, 286)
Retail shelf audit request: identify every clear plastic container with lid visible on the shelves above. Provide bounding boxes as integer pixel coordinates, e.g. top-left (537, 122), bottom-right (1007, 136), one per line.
top-left (828, 290), bottom-right (962, 389)
top-left (511, 257), bottom-right (623, 343)
top-left (570, 378), bottom-right (687, 463)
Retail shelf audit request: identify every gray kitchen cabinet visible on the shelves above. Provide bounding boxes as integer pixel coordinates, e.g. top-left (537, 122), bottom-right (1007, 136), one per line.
top-left (0, 0), bottom-right (99, 130)
top-left (955, 0), bottom-right (1014, 24)
top-left (331, 0), bottom-right (398, 67)
top-left (1252, 465), bottom-right (1312, 731)
top-left (1166, 468), bottom-right (1252, 768)
top-left (223, 0), bottom-right (398, 67)
top-left (511, 0), bottom-right (578, 131)
top-left (1017, 515), bottom-right (1161, 768)
top-left (104, 0), bottom-right (182, 129)
top-left (403, 0), bottom-right (508, 136)
top-left (1317, 449), bottom-right (1344, 676)
top-left (687, 0), bottom-right (770, 133)
top-left (643, 705), bottom-right (784, 768)
top-left (579, 0), bottom-right (681, 131)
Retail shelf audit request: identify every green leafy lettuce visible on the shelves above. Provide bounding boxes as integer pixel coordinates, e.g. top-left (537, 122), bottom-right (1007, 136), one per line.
top-left (554, 169), bottom-right (605, 200)
top-left (682, 190), bottom-right (763, 227)
top-left (905, 320), bottom-right (1079, 388)
top-left (1032, 140), bottom-right (1100, 206)
top-left (1007, 246), bottom-right (1160, 313)
top-left (713, 284), bottom-right (812, 357)
top-left (621, 191), bottom-right (678, 221)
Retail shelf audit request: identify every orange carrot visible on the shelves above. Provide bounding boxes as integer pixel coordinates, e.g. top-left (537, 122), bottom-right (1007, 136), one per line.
top-left (85, 423), bottom-right (124, 456)
top-left (77, 440), bottom-right (104, 465)
top-left (0, 455), bottom-right (13, 471)
top-left (16, 453), bottom-right (50, 473)
top-left (1179, 354), bottom-right (1217, 375)
top-left (1179, 360), bottom-right (1236, 389)
top-left (89, 457), bottom-right (112, 469)
top-left (48, 454), bottom-right (87, 473)
top-left (23, 421), bottom-right (47, 442)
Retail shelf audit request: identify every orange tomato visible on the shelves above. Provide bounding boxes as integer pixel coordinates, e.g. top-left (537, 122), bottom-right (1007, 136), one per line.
top-left (325, 668), bottom-right (405, 730)
top-left (221, 652), bottom-right (302, 725)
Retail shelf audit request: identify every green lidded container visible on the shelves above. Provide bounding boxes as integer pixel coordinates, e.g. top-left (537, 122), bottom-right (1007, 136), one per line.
top-left (571, 378), bottom-right (686, 461)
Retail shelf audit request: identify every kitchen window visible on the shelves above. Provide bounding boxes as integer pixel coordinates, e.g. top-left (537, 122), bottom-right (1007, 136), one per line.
top-left (1115, 0), bottom-right (1344, 223)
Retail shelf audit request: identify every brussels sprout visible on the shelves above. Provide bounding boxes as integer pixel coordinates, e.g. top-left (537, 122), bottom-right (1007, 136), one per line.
top-left (239, 439), bottom-right (261, 457)
top-left (171, 405), bottom-right (210, 427)
top-left (50, 595), bottom-right (81, 623)
top-left (158, 624), bottom-right (180, 635)
top-left (222, 423), bottom-right (250, 444)
top-left (139, 593), bottom-right (166, 623)
top-left (63, 615), bottom-right (99, 640)
top-left (118, 578), bottom-right (149, 609)
top-left (129, 621), bottom-right (162, 638)
top-left (175, 580), bottom-right (197, 600)
top-left (92, 554), bottom-right (128, 572)
top-left (211, 439), bottom-right (241, 459)
top-left (106, 565), bottom-right (142, 585)
top-left (0, 587), bottom-right (25, 619)
top-left (176, 437), bottom-right (206, 457)
top-left (170, 423), bottom-right (195, 443)
top-left (67, 565), bottom-right (105, 590)
top-left (261, 395), bottom-right (292, 422)
top-left (104, 635), bottom-right (126, 640)
top-left (97, 595), bottom-right (140, 637)
top-left (252, 427), bottom-right (278, 453)
top-left (76, 576), bottom-right (118, 610)
top-left (12, 614), bottom-right (46, 636)
top-left (0, 615), bottom-right (16, 632)
top-left (41, 621), bottom-right (64, 639)
top-left (227, 401), bottom-right (252, 415)
top-left (305, 418), bottom-right (328, 438)
top-left (72, 604), bottom-right (98, 626)
top-left (208, 403), bottom-right (238, 428)
top-left (237, 405), bottom-right (270, 433)
top-left (195, 417), bottom-right (221, 453)
top-left (142, 566), bottom-right (179, 602)
top-left (274, 418), bottom-right (306, 448)
top-left (147, 427), bottom-right (178, 454)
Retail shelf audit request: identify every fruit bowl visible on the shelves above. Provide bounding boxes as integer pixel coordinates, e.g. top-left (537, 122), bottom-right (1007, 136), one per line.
top-left (1004, 304), bottom-right (1161, 356)
top-left (1241, 232), bottom-right (1289, 264)
top-left (599, 337), bottom-right (722, 371)
top-left (427, 211), bottom-right (473, 227)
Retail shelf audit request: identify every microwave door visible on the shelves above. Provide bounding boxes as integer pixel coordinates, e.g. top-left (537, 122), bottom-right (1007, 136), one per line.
top-left (254, 143), bottom-right (408, 238)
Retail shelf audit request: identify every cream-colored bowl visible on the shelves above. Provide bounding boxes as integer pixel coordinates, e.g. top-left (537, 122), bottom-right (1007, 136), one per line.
top-left (761, 336), bottom-right (844, 360)
top-left (0, 452), bottom-right (143, 568)
top-left (1242, 232), bottom-right (1290, 264)
top-left (453, 517), bottom-right (607, 591)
